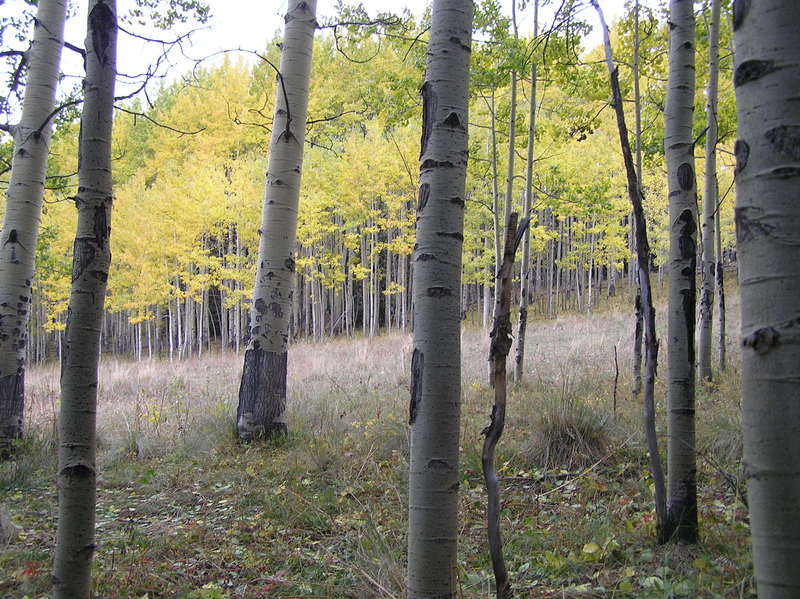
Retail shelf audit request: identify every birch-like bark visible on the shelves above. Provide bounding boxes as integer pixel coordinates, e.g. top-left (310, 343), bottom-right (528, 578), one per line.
top-left (734, 1), bottom-right (800, 595)
top-left (515, 1), bottom-right (538, 383)
top-left (236, 0), bottom-right (316, 439)
top-left (697, 0), bottom-right (720, 382)
top-left (407, 1), bottom-right (471, 595)
top-left (664, 0), bottom-right (698, 543)
top-left (0, 0), bottom-right (66, 451)
top-left (591, 0), bottom-right (667, 540)
top-left (52, 1), bottom-right (116, 596)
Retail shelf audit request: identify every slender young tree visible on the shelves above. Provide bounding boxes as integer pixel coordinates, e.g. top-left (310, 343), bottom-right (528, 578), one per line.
top-left (591, 0), bottom-right (666, 542)
top-left (52, 1), bottom-right (117, 596)
top-left (235, 0), bottom-right (317, 439)
top-left (631, 0), bottom-right (644, 396)
top-left (0, 0), bottom-right (66, 452)
top-left (735, 1), bottom-right (800, 595)
top-left (697, 0), bottom-right (721, 382)
top-left (514, 0), bottom-right (538, 383)
top-left (407, 0), bottom-right (472, 596)
top-left (664, 0), bottom-right (698, 543)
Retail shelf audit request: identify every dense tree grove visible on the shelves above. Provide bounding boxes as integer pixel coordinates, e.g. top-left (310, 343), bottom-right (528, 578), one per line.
top-left (4, 0), bottom-right (800, 596)
top-left (6, 1), bottom-right (738, 365)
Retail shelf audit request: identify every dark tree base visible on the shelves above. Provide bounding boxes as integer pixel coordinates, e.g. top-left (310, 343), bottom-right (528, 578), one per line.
top-left (236, 348), bottom-right (288, 440)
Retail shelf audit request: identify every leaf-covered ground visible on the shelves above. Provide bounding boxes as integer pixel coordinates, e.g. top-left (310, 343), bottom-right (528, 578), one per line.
top-left (1, 303), bottom-right (753, 598)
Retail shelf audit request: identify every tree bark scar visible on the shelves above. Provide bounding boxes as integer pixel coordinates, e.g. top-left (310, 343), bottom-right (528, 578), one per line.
top-left (427, 286), bottom-right (452, 298)
top-left (677, 209), bottom-right (696, 260)
top-left (677, 208), bottom-right (696, 366)
top-left (420, 81), bottom-right (437, 159)
top-left (677, 163), bottom-right (694, 191)
top-left (734, 59), bottom-right (780, 87)
top-left (421, 159), bottom-right (455, 170)
top-left (743, 327), bottom-right (780, 355)
top-left (735, 206), bottom-right (775, 243)
top-left (765, 126), bottom-right (800, 161)
top-left (417, 182), bottom-right (430, 214)
top-left (448, 36), bottom-right (470, 53)
top-left (734, 140), bottom-right (749, 175)
top-left (254, 297), bottom-right (268, 316)
top-left (72, 238), bottom-right (96, 282)
top-left (0, 372), bottom-right (24, 440)
top-left (88, 1), bottom-right (115, 67)
top-left (732, 0), bottom-right (749, 31)
top-left (408, 348), bottom-right (423, 425)
top-left (60, 464), bottom-right (95, 479)
top-left (443, 111), bottom-right (463, 129)
top-left (93, 204), bottom-right (109, 249)
top-left (436, 231), bottom-right (464, 242)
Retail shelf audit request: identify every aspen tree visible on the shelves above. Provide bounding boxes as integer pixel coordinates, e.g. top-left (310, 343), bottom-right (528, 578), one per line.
top-left (734, 0), bottom-right (800, 595)
top-left (514, 0), bottom-right (538, 383)
top-left (235, 0), bottom-right (317, 439)
top-left (664, 0), bottom-right (698, 543)
top-left (0, 0), bottom-right (66, 451)
top-left (698, 0), bottom-right (721, 382)
top-left (407, 0), bottom-right (472, 595)
top-left (52, 0), bottom-right (116, 596)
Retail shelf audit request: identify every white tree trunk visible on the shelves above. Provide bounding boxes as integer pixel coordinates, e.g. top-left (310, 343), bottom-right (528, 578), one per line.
top-left (664, 0), bottom-right (698, 543)
top-left (236, 0), bottom-right (316, 439)
top-left (515, 3), bottom-right (538, 383)
top-left (53, 1), bottom-right (116, 595)
top-left (407, 1), bottom-right (472, 595)
top-left (698, 0), bottom-right (721, 382)
top-left (0, 0), bottom-right (66, 450)
top-left (735, 1), bottom-right (800, 596)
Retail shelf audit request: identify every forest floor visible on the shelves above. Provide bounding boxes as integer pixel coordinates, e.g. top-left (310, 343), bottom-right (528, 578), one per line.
top-left (1, 293), bottom-right (752, 598)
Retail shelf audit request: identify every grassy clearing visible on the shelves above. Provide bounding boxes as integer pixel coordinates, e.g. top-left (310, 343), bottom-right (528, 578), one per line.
top-left (1, 295), bottom-right (752, 598)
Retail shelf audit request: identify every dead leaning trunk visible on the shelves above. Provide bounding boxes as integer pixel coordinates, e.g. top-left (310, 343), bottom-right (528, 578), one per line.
top-left (407, 1), bottom-right (472, 596)
top-left (0, 0), bottom-right (66, 453)
top-left (484, 212), bottom-right (528, 599)
top-left (52, 1), bottom-right (116, 596)
top-left (591, 0), bottom-right (667, 540)
top-left (514, 0), bottom-right (538, 383)
top-left (235, 0), bottom-right (316, 440)
top-left (631, 0), bottom-right (644, 396)
top-left (734, 1), bottom-right (800, 596)
top-left (664, 0), bottom-right (698, 544)
top-left (697, 0), bottom-right (721, 382)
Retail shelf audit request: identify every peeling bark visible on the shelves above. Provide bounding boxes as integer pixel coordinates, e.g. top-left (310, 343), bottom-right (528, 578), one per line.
top-left (735, 2), bottom-right (800, 596)
top-left (407, 2), bottom-right (472, 596)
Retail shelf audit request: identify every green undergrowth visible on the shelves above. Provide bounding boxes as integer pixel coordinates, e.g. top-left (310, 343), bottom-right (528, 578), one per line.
top-left (1, 333), bottom-right (752, 598)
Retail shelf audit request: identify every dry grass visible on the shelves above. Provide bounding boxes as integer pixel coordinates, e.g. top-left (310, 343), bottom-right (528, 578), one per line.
top-left (2, 283), bottom-right (751, 598)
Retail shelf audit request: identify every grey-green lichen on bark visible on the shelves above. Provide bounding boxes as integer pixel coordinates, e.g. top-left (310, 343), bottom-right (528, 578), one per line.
top-left (407, 1), bottom-right (472, 597)
top-left (53, 1), bottom-right (116, 596)
top-left (0, 0), bottom-right (66, 452)
top-left (236, 0), bottom-right (317, 439)
top-left (664, 0), bottom-right (698, 544)
top-left (735, 1), bottom-right (800, 596)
